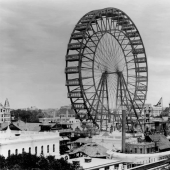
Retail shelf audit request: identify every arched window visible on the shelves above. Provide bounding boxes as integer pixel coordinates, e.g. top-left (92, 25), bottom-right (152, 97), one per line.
top-left (41, 146), bottom-right (43, 154)
top-left (15, 149), bottom-right (18, 155)
top-left (22, 148), bottom-right (24, 153)
top-left (8, 150), bottom-right (10, 157)
top-left (47, 145), bottom-right (49, 153)
top-left (35, 147), bottom-right (37, 155)
top-left (53, 144), bottom-right (55, 152)
top-left (29, 147), bottom-right (31, 154)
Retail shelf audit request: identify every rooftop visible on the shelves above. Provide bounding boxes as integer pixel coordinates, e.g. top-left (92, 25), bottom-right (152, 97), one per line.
top-left (68, 157), bottom-right (122, 170)
top-left (0, 127), bottom-right (61, 144)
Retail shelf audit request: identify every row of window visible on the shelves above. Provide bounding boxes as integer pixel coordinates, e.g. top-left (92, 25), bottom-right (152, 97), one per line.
top-left (129, 147), bottom-right (154, 154)
top-left (8, 144), bottom-right (56, 157)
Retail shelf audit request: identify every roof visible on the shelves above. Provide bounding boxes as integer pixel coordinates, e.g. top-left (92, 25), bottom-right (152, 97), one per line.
top-left (102, 132), bottom-right (110, 137)
top-left (149, 134), bottom-right (160, 142)
top-left (0, 130), bottom-right (61, 145)
top-left (69, 143), bottom-right (109, 157)
top-left (74, 138), bottom-right (93, 143)
top-left (57, 122), bottom-right (72, 125)
top-left (149, 134), bottom-right (170, 150)
top-left (2, 123), bottom-right (21, 131)
top-left (75, 126), bottom-right (82, 132)
top-left (1, 121), bottom-right (41, 131)
top-left (39, 121), bottom-right (55, 127)
top-left (68, 157), bottom-right (122, 170)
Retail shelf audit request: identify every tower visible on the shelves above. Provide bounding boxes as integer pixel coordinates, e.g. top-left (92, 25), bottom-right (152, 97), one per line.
top-left (3, 98), bottom-right (11, 122)
top-left (4, 98), bottom-right (10, 109)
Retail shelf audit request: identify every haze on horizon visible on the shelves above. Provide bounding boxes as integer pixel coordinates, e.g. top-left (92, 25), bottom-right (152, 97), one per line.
top-left (0, 0), bottom-right (170, 109)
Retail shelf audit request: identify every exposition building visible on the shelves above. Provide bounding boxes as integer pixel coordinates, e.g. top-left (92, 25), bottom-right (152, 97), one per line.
top-left (0, 126), bottom-right (62, 158)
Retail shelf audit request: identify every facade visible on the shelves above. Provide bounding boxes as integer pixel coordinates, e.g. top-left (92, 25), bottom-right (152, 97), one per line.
top-left (125, 142), bottom-right (155, 154)
top-left (0, 126), bottom-right (62, 158)
top-left (133, 104), bottom-right (169, 132)
top-left (0, 99), bottom-right (11, 123)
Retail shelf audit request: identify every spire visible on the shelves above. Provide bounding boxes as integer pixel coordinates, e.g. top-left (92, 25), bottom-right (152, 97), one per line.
top-left (4, 98), bottom-right (10, 108)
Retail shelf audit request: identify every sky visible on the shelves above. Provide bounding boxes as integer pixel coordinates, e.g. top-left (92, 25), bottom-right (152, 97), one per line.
top-left (0, 0), bottom-right (170, 109)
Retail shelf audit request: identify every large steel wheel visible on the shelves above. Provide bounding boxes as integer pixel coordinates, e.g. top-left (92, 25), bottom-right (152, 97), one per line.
top-left (65, 8), bottom-right (148, 132)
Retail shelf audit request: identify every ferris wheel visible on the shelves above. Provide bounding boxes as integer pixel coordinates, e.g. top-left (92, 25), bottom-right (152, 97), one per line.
top-left (65, 8), bottom-right (148, 132)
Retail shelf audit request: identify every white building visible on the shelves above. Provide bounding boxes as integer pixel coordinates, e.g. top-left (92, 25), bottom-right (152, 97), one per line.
top-left (0, 126), bottom-right (62, 158)
top-left (0, 99), bottom-right (11, 123)
top-left (39, 105), bottom-right (75, 123)
top-left (68, 157), bottom-right (123, 170)
top-left (152, 106), bottom-right (162, 117)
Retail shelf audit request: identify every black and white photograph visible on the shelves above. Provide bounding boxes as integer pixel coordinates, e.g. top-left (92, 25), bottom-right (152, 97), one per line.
top-left (0, 0), bottom-right (170, 169)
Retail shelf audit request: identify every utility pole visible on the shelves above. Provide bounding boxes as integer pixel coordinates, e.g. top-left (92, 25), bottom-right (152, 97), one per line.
top-left (122, 110), bottom-right (126, 153)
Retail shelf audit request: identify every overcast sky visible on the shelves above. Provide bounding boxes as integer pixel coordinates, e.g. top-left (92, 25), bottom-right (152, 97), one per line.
top-left (0, 0), bottom-right (170, 109)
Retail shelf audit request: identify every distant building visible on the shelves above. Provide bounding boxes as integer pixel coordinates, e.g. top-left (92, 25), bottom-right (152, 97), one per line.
top-left (21, 106), bottom-right (38, 111)
top-left (152, 106), bottom-right (163, 117)
top-left (39, 105), bottom-right (75, 123)
top-left (0, 98), bottom-right (11, 123)
top-left (0, 126), bottom-right (61, 158)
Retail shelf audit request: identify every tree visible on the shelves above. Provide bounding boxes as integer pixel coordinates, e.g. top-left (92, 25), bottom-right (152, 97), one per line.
top-left (6, 154), bottom-right (22, 169)
top-left (1, 153), bottom-right (84, 170)
top-left (37, 155), bottom-right (49, 170)
top-left (49, 158), bottom-right (77, 170)
top-left (11, 109), bottom-right (45, 123)
top-left (0, 155), bottom-right (5, 169)
top-left (19, 152), bottom-right (39, 169)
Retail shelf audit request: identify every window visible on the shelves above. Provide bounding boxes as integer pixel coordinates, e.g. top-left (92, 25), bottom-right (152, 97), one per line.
top-left (53, 144), bottom-right (55, 152)
top-left (8, 150), bottom-right (11, 157)
top-left (41, 146), bottom-right (43, 154)
top-left (47, 145), bottom-right (49, 153)
top-left (22, 148), bottom-right (24, 153)
top-left (15, 149), bottom-right (18, 155)
top-left (135, 148), bottom-right (137, 153)
top-left (140, 148), bottom-right (142, 153)
top-left (29, 147), bottom-right (31, 154)
top-left (35, 147), bottom-right (37, 155)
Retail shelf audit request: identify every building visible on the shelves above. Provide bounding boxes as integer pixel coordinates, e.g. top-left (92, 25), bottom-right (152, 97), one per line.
top-left (0, 98), bottom-right (11, 123)
top-left (68, 157), bottom-right (123, 170)
top-left (20, 106), bottom-right (39, 111)
top-left (39, 105), bottom-right (75, 123)
top-left (125, 141), bottom-right (155, 154)
top-left (0, 126), bottom-right (61, 158)
top-left (152, 106), bottom-right (163, 117)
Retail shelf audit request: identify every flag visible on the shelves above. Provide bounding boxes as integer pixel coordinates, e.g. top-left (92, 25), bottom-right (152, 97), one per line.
top-left (154, 97), bottom-right (162, 107)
